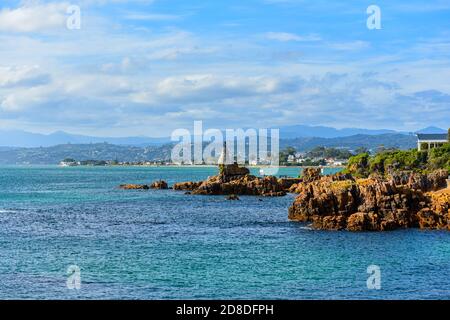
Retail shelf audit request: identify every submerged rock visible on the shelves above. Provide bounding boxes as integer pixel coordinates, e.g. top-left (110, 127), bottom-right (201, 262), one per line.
top-left (288, 170), bottom-right (450, 231)
top-left (119, 184), bottom-right (149, 190)
top-left (226, 194), bottom-right (240, 200)
top-left (120, 180), bottom-right (169, 190)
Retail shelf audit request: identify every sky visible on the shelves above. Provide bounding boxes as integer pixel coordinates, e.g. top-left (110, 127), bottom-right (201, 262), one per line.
top-left (0, 0), bottom-right (449, 137)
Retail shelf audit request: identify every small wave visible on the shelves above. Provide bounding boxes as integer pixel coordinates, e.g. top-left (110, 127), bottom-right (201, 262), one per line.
top-left (0, 209), bottom-right (17, 213)
top-left (298, 225), bottom-right (314, 231)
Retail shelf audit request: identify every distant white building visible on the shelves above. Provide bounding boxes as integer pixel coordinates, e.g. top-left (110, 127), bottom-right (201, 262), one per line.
top-left (59, 159), bottom-right (78, 167)
top-left (417, 133), bottom-right (448, 151)
top-left (332, 159), bottom-right (347, 166)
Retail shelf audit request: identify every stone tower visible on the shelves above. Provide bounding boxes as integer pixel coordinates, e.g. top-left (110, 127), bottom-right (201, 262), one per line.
top-left (217, 141), bottom-right (249, 178)
top-left (218, 141), bottom-right (233, 165)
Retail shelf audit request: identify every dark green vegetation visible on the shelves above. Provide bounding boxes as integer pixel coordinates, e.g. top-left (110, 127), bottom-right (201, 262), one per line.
top-left (306, 146), bottom-right (353, 159)
top-left (345, 143), bottom-right (450, 177)
top-left (279, 147), bottom-right (297, 165)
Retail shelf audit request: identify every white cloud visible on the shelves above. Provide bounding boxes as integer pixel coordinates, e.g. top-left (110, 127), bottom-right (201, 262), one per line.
top-left (0, 65), bottom-right (51, 87)
top-left (328, 41), bottom-right (370, 51)
top-left (124, 13), bottom-right (180, 21)
top-left (0, 1), bottom-right (449, 135)
top-left (0, 2), bottom-right (70, 32)
top-left (265, 32), bottom-right (321, 42)
top-left (0, 85), bottom-right (51, 112)
top-left (131, 74), bottom-right (301, 104)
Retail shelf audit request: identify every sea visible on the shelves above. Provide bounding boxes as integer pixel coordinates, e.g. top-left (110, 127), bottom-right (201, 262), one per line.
top-left (0, 166), bottom-right (449, 299)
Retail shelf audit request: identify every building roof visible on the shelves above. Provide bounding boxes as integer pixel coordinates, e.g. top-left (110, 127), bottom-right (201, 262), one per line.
top-left (417, 133), bottom-right (448, 141)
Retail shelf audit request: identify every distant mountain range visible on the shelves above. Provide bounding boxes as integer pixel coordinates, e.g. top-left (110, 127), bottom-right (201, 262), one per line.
top-left (415, 126), bottom-right (447, 134)
top-left (278, 125), bottom-right (399, 139)
top-left (0, 125), bottom-right (443, 164)
top-left (0, 130), bottom-right (170, 148)
top-left (0, 125), bottom-right (444, 148)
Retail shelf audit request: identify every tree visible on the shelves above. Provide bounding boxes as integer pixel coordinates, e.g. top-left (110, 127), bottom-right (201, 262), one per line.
top-left (279, 147), bottom-right (297, 164)
top-left (355, 147), bottom-right (369, 155)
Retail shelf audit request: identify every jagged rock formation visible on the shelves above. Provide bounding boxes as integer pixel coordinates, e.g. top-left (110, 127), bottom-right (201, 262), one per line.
top-left (301, 168), bottom-right (322, 183)
top-left (289, 170), bottom-right (352, 193)
top-left (220, 163), bottom-right (250, 177)
top-left (173, 181), bottom-right (203, 191)
top-left (150, 180), bottom-right (168, 189)
top-left (189, 174), bottom-right (288, 196)
top-left (173, 163), bottom-right (300, 197)
top-left (288, 169), bottom-right (450, 231)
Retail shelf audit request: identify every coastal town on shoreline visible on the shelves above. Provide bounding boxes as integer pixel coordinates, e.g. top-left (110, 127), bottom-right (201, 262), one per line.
top-left (58, 146), bottom-right (354, 168)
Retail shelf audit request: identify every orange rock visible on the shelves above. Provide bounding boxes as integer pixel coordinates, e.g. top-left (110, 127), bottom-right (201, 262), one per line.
top-left (119, 184), bottom-right (149, 190)
top-left (289, 170), bottom-right (450, 231)
top-left (150, 180), bottom-right (168, 189)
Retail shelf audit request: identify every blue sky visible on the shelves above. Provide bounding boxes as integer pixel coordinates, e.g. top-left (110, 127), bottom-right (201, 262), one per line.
top-left (0, 0), bottom-right (449, 136)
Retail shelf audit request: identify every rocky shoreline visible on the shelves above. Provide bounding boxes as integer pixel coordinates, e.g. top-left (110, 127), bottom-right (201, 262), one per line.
top-left (119, 163), bottom-right (450, 231)
top-left (288, 168), bottom-right (450, 231)
top-left (119, 163), bottom-right (300, 196)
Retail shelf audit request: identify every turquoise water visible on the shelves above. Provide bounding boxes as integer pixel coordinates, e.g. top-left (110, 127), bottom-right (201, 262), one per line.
top-left (0, 166), bottom-right (449, 300)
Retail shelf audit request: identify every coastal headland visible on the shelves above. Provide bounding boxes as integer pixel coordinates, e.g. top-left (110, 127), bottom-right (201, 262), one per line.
top-left (120, 146), bottom-right (450, 231)
top-left (288, 168), bottom-right (450, 231)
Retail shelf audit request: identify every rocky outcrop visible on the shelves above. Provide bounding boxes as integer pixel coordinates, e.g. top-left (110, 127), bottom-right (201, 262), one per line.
top-left (301, 168), bottom-right (322, 183)
top-left (417, 189), bottom-right (450, 230)
top-left (220, 163), bottom-right (250, 177)
top-left (388, 169), bottom-right (448, 192)
top-left (172, 163), bottom-right (297, 197)
top-left (277, 178), bottom-right (302, 190)
top-left (289, 172), bottom-right (353, 193)
top-left (188, 174), bottom-right (288, 196)
top-left (288, 170), bottom-right (450, 231)
top-left (119, 184), bottom-right (150, 190)
top-left (150, 180), bottom-right (168, 189)
top-left (173, 181), bottom-right (203, 191)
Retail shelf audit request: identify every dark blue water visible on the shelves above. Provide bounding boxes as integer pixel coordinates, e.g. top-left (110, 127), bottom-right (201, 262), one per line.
top-left (0, 166), bottom-right (449, 299)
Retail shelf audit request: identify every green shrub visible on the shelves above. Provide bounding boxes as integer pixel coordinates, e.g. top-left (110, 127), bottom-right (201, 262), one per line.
top-left (429, 143), bottom-right (450, 171)
top-left (345, 153), bottom-right (370, 177)
top-left (345, 148), bottom-right (431, 177)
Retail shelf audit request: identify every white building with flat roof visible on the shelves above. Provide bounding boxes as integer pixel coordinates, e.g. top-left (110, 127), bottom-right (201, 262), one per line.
top-left (416, 133), bottom-right (448, 151)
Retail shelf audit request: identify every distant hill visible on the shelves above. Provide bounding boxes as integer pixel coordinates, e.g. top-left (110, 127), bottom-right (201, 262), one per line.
top-left (0, 143), bottom-right (174, 165)
top-left (278, 125), bottom-right (398, 139)
top-left (0, 124), bottom-right (430, 148)
top-left (280, 133), bottom-right (417, 152)
top-left (415, 126), bottom-right (447, 134)
top-left (0, 133), bottom-right (419, 165)
top-left (0, 130), bottom-right (170, 148)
